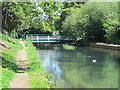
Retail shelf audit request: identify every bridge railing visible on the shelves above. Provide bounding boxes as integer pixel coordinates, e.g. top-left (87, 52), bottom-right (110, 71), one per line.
top-left (26, 34), bottom-right (63, 42)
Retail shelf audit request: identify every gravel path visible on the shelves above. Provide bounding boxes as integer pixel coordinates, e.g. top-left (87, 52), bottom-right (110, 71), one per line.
top-left (9, 41), bottom-right (29, 88)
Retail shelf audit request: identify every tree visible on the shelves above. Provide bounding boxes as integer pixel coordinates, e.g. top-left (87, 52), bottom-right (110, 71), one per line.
top-left (62, 2), bottom-right (119, 44)
top-left (2, 2), bottom-right (39, 36)
top-left (2, 2), bottom-right (65, 35)
top-left (55, 2), bottom-right (84, 31)
top-left (37, 2), bottom-right (64, 32)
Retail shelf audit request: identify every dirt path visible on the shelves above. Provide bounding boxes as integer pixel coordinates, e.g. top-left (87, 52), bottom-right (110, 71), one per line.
top-left (9, 41), bottom-right (29, 88)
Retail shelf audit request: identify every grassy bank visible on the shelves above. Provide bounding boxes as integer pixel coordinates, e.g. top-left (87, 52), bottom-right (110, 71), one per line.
top-left (0, 34), bottom-right (54, 88)
top-left (0, 34), bottom-right (23, 89)
top-left (26, 39), bottom-right (54, 88)
top-left (63, 44), bottom-right (76, 50)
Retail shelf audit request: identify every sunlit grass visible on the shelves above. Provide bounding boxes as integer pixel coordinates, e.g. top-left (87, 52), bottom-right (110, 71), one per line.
top-left (26, 39), bottom-right (54, 88)
top-left (0, 34), bottom-right (23, 88)
top-left (2, 68), bottom-right (15, 88)
top-left (63, 44), bottom-right (76, 50)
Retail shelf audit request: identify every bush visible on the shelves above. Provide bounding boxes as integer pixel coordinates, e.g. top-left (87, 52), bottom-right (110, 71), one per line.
top-left (62, 2), bottom-right (119, 45)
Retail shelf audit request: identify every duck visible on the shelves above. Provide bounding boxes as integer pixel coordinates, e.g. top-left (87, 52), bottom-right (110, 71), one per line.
top-left (92, 60), bottom-right (96, 63)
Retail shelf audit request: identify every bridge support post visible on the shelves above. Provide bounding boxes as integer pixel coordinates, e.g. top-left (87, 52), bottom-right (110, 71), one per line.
top-left (48, 35), bottom-right (50, 41)
top-left (26, 35), bottom-right (28, 39)
top-left (31, 35), bottom-right (33, 41)
top-left (37, 35), bottom-right (39, 41)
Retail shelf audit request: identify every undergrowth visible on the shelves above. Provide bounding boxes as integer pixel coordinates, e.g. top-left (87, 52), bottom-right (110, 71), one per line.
top-left (0, 34), bottom-right (23, 89)
top-left (26, 39), bottom-right (54, 88)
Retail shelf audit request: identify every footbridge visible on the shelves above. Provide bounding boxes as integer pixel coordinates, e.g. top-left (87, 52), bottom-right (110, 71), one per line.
top-left (26, 34), bottom-right (72, 43)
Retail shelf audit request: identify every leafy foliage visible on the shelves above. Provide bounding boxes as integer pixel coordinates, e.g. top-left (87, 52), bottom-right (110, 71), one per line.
top-left (2, 2), bottom-right (64, 34)
top-left (55, 2), bottom-right (84, 31)
top-left (37, 2), bottom-right (63, 32)
top-left (62, 2), bottom-right (119, 44)
top-left (2, 2), bottom-right (119, 44)
top-left (2, 2), bottom-right (35, 34)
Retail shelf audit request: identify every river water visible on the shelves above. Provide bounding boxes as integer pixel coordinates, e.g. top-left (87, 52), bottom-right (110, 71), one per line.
top-left (36, 44), bottom-right (119, 88)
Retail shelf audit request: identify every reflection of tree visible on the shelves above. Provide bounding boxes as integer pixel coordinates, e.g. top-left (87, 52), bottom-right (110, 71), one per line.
top-left (60, 47), bottom-right (118, 88)
top-left (115, 56), bottom-right (120, 67)
top-left (61, 62), bottom-right (118, 88)
top-left (34, 43), bottom-right (63, 50)
top-left (37, 45), bottom-right (118, 88)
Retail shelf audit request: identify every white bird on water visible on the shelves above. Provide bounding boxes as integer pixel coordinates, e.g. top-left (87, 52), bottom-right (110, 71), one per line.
top-left (92, 60), bottom-right (96, 63)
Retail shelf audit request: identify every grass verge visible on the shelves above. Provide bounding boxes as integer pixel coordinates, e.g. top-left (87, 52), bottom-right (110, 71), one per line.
top-left (26, 39), bottom-right (54, 88)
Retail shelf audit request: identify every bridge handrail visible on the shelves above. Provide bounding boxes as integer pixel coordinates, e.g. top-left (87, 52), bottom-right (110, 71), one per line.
top-left (24, 34), bottom-right (73, 43)
top-left (26, 34), bottom-right (52, 36)
top-left (26, 34), bottom-right (64, 41)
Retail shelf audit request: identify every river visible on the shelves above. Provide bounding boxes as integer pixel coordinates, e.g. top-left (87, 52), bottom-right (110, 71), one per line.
top-left (35, 44), bottom-right (119, 88)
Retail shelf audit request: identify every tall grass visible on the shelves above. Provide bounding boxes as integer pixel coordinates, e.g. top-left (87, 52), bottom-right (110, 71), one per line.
top-left (26, 39), bottom-right (54, 88)
top-left (0, 34), bottom-right (23, 89)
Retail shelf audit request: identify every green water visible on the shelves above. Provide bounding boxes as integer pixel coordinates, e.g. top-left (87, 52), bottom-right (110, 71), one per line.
top-left (36, 44), bottom-right (119, 88)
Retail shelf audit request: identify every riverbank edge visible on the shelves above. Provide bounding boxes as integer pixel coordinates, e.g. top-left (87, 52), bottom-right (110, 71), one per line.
top-left (25, 39), bottom-right (54, 88)
top-left (64, 42), bottom-right (120, 51)
top-left (89, 43), bottom-right (120, 51)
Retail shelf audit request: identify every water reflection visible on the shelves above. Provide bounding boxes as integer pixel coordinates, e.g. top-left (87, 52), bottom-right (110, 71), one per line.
top-left (37, 50), bottom-right (62, 81)
top-left (37, 45), bottom-right (119, 88)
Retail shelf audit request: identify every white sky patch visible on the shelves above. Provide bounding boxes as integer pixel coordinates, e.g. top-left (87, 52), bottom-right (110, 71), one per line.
top-left (54, 11), bottom-right (61, 16)
top-left (37, 7), bottom-right (43, 12)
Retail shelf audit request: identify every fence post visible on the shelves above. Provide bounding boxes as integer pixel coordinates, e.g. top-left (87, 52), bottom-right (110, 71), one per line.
top-left (37, 35), bottom-right (39, 41)
top-left (48, 35), bottom-right (50, 41)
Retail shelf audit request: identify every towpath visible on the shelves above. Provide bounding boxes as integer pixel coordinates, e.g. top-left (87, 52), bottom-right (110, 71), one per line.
top-left (9, 41), bottom-right (29, 88)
